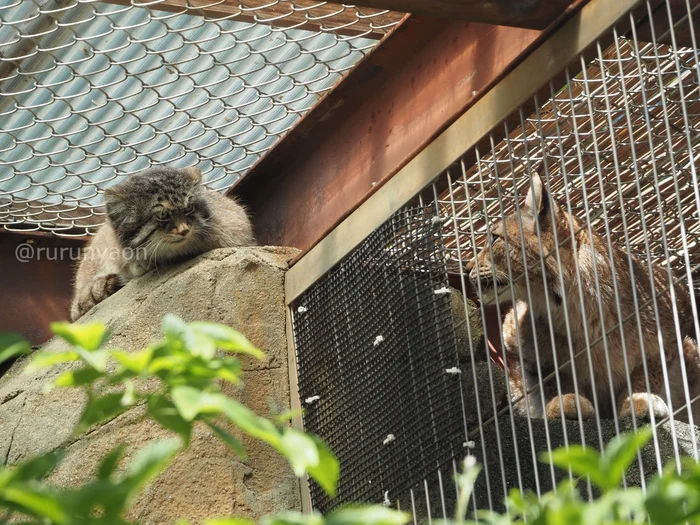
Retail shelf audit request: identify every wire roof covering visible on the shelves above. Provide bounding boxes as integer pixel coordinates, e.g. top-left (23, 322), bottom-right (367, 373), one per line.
top-left (0, 0), bottom-right (403, 236)
top-left (438, 36), bottom-right (700, 295)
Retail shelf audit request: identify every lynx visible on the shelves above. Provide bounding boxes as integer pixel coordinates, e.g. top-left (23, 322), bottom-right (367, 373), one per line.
top-left (467, 173), bottom-right (700, 423)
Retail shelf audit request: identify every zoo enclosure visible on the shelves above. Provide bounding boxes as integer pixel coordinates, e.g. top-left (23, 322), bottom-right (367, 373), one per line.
top-left (1, 0), bottom-right (699, 519)
top-left (284, 0), bottom-right (700, 518)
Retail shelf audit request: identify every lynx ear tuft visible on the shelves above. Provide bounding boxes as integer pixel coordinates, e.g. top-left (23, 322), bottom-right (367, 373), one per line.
top-left (182, 167), bottom-right (202, 185)
top-left (523, 172), bottom-right (550, 219)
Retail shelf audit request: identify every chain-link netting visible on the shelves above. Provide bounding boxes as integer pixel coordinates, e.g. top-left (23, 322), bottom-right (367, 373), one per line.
top-left (0, 0), bottom-right (402, 236)
top-left (439, 36), bottom-right (700, 296)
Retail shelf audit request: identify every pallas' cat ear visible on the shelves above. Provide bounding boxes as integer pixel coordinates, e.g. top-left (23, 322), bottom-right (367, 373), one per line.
top-left (104, 185), bottom-right (129, 228)
top-left (182, 167), bottom-right (202, 185)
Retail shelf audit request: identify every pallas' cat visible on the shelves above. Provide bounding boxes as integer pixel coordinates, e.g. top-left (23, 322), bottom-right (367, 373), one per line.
top-left (71, 167), bottom-right (255, 320)
top-left (467, 173), bottom-right (700, 423)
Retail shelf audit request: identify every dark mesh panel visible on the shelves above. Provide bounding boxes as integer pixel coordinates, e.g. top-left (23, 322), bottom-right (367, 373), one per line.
top-left (292, 205), bottom-right (465, 512)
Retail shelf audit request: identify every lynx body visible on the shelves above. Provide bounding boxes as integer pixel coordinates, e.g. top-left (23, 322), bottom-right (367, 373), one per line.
top-left (467, 173), bottom-right (700, 423)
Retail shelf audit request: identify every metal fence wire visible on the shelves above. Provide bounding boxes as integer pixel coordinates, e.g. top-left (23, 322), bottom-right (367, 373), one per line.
top-left (292, 205), bottom-right (466, 514)
top-left (291, 0), bottom-right (700, 520)
top-left (0, 0), bottom-right (402, 237)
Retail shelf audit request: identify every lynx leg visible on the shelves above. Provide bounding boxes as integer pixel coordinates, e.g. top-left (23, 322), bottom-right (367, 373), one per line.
top-left (545, 394), bottom-right (595, 420)
top-left (71, 273), bottom-right (121, 320)
top-left (618, 393), bottom-right (669, 420)
top-left (618, 361), bottom-right (670, 420)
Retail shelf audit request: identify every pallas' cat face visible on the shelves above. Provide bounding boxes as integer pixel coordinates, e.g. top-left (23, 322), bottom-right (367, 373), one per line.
top-left (104, 167), bottom-right (215, 259)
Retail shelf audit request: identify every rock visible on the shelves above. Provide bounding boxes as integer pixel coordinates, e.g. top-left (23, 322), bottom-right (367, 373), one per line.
top-left (411, 363), bottom-right (700, 520)
top-left (468, 415), bottom-right (699, 513)
top-left (460, 361), bottom-right (509, 428)
top-left (0, 247), bottom-right (302, 524)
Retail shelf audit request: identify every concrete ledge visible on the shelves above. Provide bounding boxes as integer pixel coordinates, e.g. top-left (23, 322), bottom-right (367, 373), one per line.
top-left (0, 247), bottom-right (301, 524)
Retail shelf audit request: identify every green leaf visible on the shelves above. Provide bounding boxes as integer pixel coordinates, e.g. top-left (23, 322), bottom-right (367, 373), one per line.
top-left (97, 445), bottom-right (126, 481)
top-left (75, 348), bottom-right (109, 372)
top-left (53, 366), bottom-right (104, 388)
top-left (148, 395), bottom-right (193, 444)
top-left (77, 393), bottom-right (129, 432)
top-left (218, 397), bottom-right (281, 447)
top-left (275, 409), bottom-right (303, 425)
top-left (50, 322), bottom-right (108, 351)
top-left (171, 388), bottom-right (281, 448)
top-left (28, 351), bottom-right (80, 370)
top-left (187, 331), bottom-right (218, 360)
top-left (0, 450), bottom-right (64, 487)
top-left (279, 428), bottom-right (320, 478)
top-left (171, 386), bottom-right (205, 421)
top-left (111, 348), bottom-right (154, 374)
top-left (205, 519), bottom-right (256, 525)
top-left (261, 512), bottom-right (323, 525)
top-left (305, 434), bottom-right (340, 498)
top-left (124, 437), bottom-right (181, 483)
top-left (602, 428), bottom-right (652, 490)
top-left (0, 333), bottom-right (31, 365)
top-left (189, 322), bottom-right (264, 359)
top-left (149, 355), bottom-right (187, 375)
top-left (327, 506), bottom-right (410, 525)
top-left (205, 421), bottom-right (247, 459)
top-left (646, 476), bottom-right (695, 525)
top-left (542, 445), bottom-right (607, 490)
top-left (210, 357), bottom-right (242, 385)
top-left (1, 488), bottom-right (68, 525)
top-left (162, 314), bottom-right (188, 340)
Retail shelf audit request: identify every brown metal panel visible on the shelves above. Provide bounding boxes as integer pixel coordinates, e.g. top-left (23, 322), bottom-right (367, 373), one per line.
top-left (635, 0), bottom-right (700, 47)
top-left (338, 0), bottom-right (574, 29)
top-left (0, 233), bottom-right (83, 345)
top-left (233, 16), bottom-right (546, 256)
top-left (101, 0), bottom-right (404, 38)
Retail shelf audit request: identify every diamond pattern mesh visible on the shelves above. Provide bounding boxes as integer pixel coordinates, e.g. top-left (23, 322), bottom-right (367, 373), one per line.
top-left (438, 37), bottom-right (700, 296)
top-left (0, 0), bottom-right (402, 236)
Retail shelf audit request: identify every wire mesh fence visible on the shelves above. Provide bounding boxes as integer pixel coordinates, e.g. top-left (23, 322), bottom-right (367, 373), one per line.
top-left (291, 0), bottom-right (700, 520)
top-left (0, 0), bottom-right (402, 237)
top-left (292, 206), bottom-right (466, 514)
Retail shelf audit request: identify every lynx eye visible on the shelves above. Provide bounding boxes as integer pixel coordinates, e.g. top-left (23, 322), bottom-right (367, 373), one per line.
top-left (489, 232), bottom-right (500, 246)
top-left (184, 203), bottom-right (195, 215)
top-left (154, 207), bottom-right (168, 221)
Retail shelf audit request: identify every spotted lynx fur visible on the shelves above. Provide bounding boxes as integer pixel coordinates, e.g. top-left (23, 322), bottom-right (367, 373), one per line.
top-left (467, 173), bottom-right (700, 423)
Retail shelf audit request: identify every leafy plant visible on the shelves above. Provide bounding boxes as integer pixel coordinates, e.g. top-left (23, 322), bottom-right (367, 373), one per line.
top-left (439, 428), bottom-right (700, 525)
top-left (0, 317), bottom-right (408, 525)
top-left (5, 319), bottom-right (700, 525)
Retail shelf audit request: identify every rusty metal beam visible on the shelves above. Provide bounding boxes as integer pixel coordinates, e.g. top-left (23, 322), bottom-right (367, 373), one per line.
top-left (231, 11), bottom-right (583, 258)
top-left (336, 0), bottom-right (574, 29)
top-left (103, 0), bottom-right (405, 38)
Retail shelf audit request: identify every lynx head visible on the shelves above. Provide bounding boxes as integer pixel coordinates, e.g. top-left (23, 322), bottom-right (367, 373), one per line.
top-left (104, 167), bottom-right (214, 262)
top-left (467, 172), bottom-right (573, 307)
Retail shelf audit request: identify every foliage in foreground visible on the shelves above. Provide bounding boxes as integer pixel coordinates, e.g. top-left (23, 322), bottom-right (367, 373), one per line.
top-left (3, 320), bottom-right (700, 524)
top-left (0, 317), bottom-right (407, 525)
top-left (440, 428), bottom-right (700, 525)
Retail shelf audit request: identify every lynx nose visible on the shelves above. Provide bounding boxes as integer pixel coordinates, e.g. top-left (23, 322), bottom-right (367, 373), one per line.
top-left (465, 258), bottom-right (477, 281)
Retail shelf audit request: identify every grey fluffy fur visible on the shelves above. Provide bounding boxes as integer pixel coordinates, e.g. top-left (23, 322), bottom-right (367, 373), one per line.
top-left (70, 167), bottom-right (255, 320)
